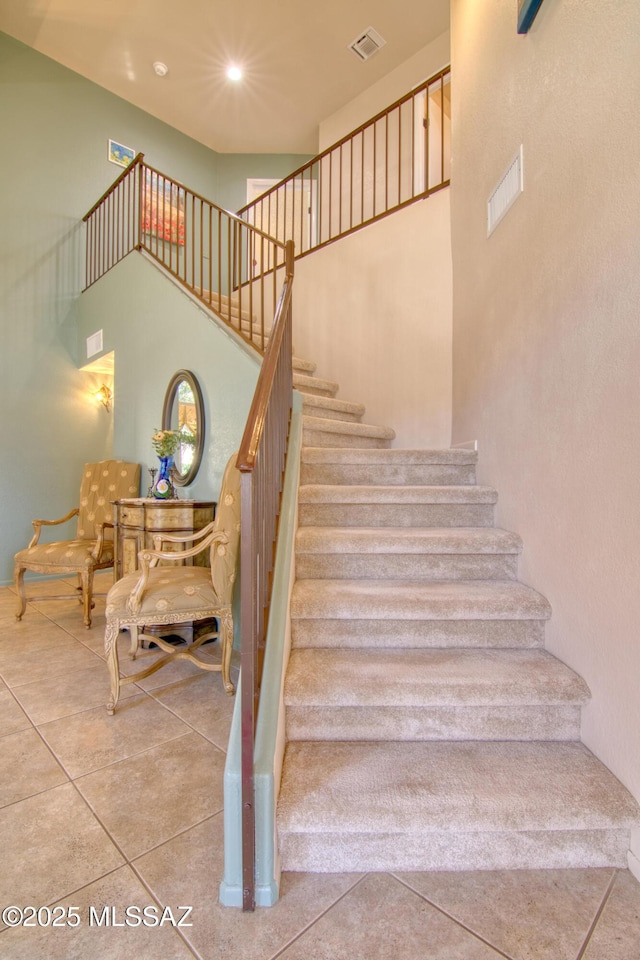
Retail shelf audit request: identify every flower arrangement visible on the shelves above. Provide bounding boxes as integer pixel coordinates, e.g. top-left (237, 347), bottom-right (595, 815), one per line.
top-left (151, 429), bottom-right (180, 458)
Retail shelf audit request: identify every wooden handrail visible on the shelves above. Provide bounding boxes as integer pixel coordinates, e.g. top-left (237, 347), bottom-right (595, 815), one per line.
top-left (237, 67), bottom-right (450, 215)
top-left (141, 162), bottom-right (287, 250)
top-left (237, 239), bottom-right (294, 911)
top-left (237, 241), bottom-right (295, 471)
top-left (237, 66), bottom-right (451, 265)
top-left (82, 153), bottom-right (145, 222)
top-left (82, 158), bottom-right (289, 354)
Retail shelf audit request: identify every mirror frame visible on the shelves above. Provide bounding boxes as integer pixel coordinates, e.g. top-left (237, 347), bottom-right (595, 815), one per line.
top-left (161, 369), bottom-right (205, 487)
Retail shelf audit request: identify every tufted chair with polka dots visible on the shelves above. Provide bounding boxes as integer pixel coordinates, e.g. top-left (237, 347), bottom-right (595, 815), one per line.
top-left (14, 461), bottom-right (141, 629)
top-left (103, 453), bottom-right (240, 714)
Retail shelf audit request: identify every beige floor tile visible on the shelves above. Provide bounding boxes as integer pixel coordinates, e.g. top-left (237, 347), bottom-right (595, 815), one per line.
top-left (0, 638), bottom-right (101, 688)
top-left (0, 865), bottom-right (198, 959)
top-left (279, 872), bottom-right (503, 960)
top-left (13, 660), bottom-right (138, 726)
top-left (44, 611), bottom-right (108, 645)
top-left (26, 598), bottom-right (98, 625)
top-left (108, 633), bottom-right (239, 699)
top-left (0, 783), bottom-right (124, 920)
top-left (149, 671), bottom-right (236, 749)
top-left (0, 687), bottom-right (31, 737)
top-left (74, 618), bottom-right (111, 656)
top-left (76, 732), bottom-right (225, 859)
top-left (38, 694), bottom-right (192, 778)
top-left (18, 577), bottom-right (79, 599)
top-left (582, 869), bottom-right (640, 959)
top-left (398, 867), bottom-right (615, 960)
top-left (0, 728), bottom-right (68, 807)
top-left (134, 813), bottom-right (362, 960)
top-left (0, 617), bottom-right (73, 656)
top-left (117, 645), bottom-right (208, 686)
top-left (0, 594), bottom-right (19, 618)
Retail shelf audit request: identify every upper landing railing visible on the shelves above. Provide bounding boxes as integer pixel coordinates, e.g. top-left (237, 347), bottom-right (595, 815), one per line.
top-left (237, 66), bottom-right (450, 264)
top-left (83, 156), bottom-right (288, 353)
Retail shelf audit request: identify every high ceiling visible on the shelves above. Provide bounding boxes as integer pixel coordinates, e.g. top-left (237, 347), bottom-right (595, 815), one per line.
top-left (0, 0), bottom-right (449, 154)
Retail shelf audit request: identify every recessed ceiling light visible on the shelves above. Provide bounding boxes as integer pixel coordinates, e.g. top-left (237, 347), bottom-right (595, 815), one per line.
top-left (153, 61), bottom-right (169, 77)
top-left (226, 65), bottom-right (243, 82)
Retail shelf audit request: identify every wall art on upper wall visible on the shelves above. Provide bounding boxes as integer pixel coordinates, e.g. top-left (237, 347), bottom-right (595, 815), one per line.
top-left (517, 0), bottom-right (545, 33)
top-left (142, 169), bottom-right (185, 246)
top-left (108, 139), bottom-right (135, 167)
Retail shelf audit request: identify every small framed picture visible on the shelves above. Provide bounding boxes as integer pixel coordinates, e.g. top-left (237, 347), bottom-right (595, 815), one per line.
top-left (517, 0), bottom-right (544, 34)
top-left (108, 139), bottom-right (135, 168)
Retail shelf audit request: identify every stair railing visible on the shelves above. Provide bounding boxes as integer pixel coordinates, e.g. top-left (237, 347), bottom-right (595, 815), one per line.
top-left (83, 155), bottom-right (288, 353)
top-left (237, 66), bottom-right (450, 268)
top-left (236, 239), bottom-right (295, 911)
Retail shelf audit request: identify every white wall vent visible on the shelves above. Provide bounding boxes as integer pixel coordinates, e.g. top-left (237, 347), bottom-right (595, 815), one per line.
top-left (86, 329), bottom-right (103, 359)
top-left (348, 27), bottom-right (386, 62)
top-left (487, 146), bottom-right (524, 237)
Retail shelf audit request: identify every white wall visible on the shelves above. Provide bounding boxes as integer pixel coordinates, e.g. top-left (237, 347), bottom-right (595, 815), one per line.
top-left (319, 32), bottom-right (450, 150)
top-left (294, 35), bottom-right (454, 448)
top-left (294, 189), bottom-right (452, 448)
top-left (450, 0), bottom-right (640, 842)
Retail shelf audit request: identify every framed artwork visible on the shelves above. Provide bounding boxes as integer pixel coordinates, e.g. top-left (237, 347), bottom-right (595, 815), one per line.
top-left (517, 0), bottom-right (544, 33)
top-left (142, 169), bottom-right (185, 246)
top-left (108, 139), bottom-right (135, 167)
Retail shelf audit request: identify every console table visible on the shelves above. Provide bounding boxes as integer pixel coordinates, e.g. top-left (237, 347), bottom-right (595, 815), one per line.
top-left (112, 498), bottom-right (216, 581)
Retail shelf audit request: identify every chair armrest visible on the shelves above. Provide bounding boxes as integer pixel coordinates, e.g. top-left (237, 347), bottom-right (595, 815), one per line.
top-left (29, 507), bottom-right (80, 548)
top-left (150, 518), bottom-right (217, 549)
top-left (144, 529), bottom-right (229, 566)
top-left (127, 530), bottom-right (230, 614)
top-left (91, 521), bottom-right (114, 562)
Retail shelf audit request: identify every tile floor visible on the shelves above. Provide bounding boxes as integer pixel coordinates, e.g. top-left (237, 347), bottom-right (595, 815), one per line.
top-left (1, 574), bottom-right (639, 959)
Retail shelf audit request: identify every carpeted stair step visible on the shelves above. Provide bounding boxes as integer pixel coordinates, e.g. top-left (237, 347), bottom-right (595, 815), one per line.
top-left (300, 394), bottom-right (365, 424)
top-left (302, 416), bottom-right (395, 449)
top-left (301, 447), bottom-right (477, 486)
top-left (293, 356), bottom-right (316, 375)
top-left (293, 372), bottom-right (340, 398)
top-left (298, 484), bottom-right (497, 527)
top-left (295, 527), bottom-right (521, 580)
top-left (198, 289), bottom-right (253, 322)
top-left (291, 579), bottom-right (550, 650)
top-left (277, 740), bottom-right (640, 872)
top-left (284, 648), bottom-right (589, 742)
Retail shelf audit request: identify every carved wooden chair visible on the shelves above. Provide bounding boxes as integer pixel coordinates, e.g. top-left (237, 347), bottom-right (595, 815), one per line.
top-left (14, 460), bottom-right (141, 628)
top-left (104, 453), bottom-right (240, 714)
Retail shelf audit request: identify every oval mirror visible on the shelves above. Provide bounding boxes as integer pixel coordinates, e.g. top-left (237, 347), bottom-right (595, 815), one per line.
top-left (161, 370), bottom-right (205, 486)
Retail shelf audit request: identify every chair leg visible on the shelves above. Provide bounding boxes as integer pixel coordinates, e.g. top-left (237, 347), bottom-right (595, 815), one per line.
top-left (14, 563), bottom-right (27, 621)
top-left (81, 569), bottom-right (95, 629)
top-left (221, 611), bottom-right (235, 696)
top-left (105, 621), bottom-right (121, 715)
top-left (129, 624), bottom-right (140, 660)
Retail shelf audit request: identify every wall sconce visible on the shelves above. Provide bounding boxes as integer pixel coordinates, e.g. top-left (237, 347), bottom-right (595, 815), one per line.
top-left (95, 384), bottom-right (113, 412)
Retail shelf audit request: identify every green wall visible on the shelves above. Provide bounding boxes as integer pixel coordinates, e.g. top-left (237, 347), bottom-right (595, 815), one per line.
top-left (77, 254), bottom-right (258, 500)
top-left (0, 30), bottom-right (311, 584)
top-left (215, 154), bottom-right (310, 214)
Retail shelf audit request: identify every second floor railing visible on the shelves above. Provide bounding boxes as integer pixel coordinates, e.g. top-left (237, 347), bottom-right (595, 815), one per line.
top-left (83, 155), bottom-right (288, 353)
top-left (237, 66), bottom-right (450, 266)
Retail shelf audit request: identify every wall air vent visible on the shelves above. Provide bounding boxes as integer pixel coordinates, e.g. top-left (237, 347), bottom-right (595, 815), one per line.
top-left (487, 146), bottom-right (524, 236)
top-left (86, 329), bottom-right (104, 359)
top-left (348, 27), bottom-right (386, 62)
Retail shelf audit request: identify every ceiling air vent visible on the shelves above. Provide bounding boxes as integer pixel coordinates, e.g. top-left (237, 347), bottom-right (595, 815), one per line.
top-left (349, 27), bottom-right (386, 62)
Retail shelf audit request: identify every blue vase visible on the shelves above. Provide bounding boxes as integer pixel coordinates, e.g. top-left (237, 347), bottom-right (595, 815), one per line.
top-left (152, 455), bottom-right (175, 499)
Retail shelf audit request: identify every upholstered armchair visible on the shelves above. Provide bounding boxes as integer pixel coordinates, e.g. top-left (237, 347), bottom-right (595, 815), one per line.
top-left (14, 460), bottom-right (141, 628)
top-left (104, 453), bottom-right (240, 714)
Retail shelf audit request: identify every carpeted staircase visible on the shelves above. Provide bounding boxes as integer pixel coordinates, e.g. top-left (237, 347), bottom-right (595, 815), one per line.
top-left (276, 357), bottom-right (639, 873)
